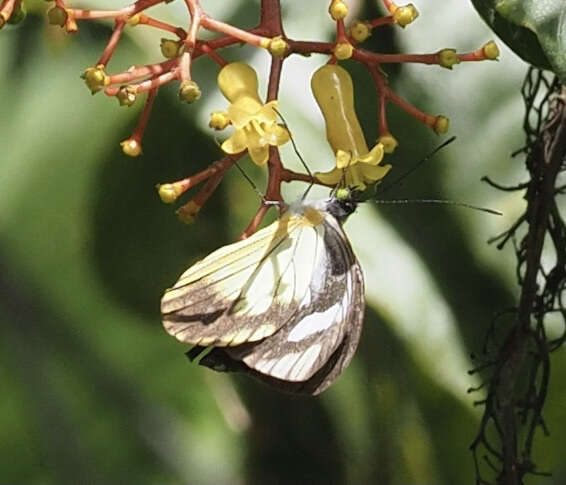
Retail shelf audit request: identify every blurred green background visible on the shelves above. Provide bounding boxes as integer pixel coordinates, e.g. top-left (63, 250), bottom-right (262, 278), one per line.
top-left (1, 1), bottom-right (565, 484)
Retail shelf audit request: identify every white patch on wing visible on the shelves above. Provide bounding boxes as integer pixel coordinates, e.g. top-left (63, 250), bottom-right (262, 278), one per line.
top-left (270, 353), bottom-right (302, 379)
top-left (251, 344), bottom-right (323, 382)
top-left (254, 352), bottom-right (298, 376)
top-left (288, 344), bottom-right (322, 381)
top-left (287, 303), bottom-right (341, 342)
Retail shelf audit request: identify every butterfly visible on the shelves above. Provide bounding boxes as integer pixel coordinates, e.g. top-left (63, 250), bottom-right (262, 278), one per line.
top-left (161, 194), bottom-right (364, 395)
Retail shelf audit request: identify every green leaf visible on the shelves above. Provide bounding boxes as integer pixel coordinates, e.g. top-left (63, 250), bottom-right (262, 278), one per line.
top-left (472, 0), bottom-right (566, 82)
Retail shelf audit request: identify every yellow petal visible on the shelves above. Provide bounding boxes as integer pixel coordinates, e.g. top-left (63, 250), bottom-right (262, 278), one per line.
top-left (311, 64), bottom-right (368, 156)
top-left (221, 129), bottom-right (248, 154)
top-left (264, 124), bottom-right (290, 146)
top-left (358, 162), bottom-right (392, 183)
top-left (356, 142), bottom-right (385, 166)
top-left (335, 149), bottom-right (353, 169)
top-left (255, 101), bottom-right (279, 124)
top-left (249, 144), bottom-right (269, 165)
top-left (345, 166), bottom-right (364, 190)
top-left (315, 168), bottom-right (343, 185)
top-left (228, 96), bottom-right (263, 128)
top-left (218, 62), bottom-right (262, 103)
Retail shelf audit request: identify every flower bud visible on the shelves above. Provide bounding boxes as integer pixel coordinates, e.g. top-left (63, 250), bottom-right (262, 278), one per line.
top-left (158, 183), bottom-right (184, 204)
top-left (160, 38), bottom-right (182, 59)
top-left (176, 200), bottom-right (201, 224)
top-left (378, 134), bottom-right (398, 153)
top-left (81, 65), bottom-right (109, 94)
top-left (127, 14), bottom-right (141, 26)
top-left (393, 4), bottom-right (418, 27)
top-left (117, 85), bottom-right (137, 107)
top-left (333, 42), bottom-right (353, 60)
top-left (209, 111), bottom-right (230, 130)
top-left (432, 116), bottom-right (449, 134)
top-left (329, 0), bottom-right (348, 20)
top-left (120, 138), bottom-right (142, 157)
top-left (179, 80), bottom-right (202, 103)
top-left (482, 41), bottom-right (499, 60)
top-left (438, 48), bottom-right (460, 69)
top-left (349, 21), bottom-right (371, 43)
top-left (268, 36), bottom-right (289, 58)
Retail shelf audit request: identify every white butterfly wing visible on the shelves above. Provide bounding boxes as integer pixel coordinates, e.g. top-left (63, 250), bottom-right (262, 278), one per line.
top-left (161, 212), bottom-right (324, 347)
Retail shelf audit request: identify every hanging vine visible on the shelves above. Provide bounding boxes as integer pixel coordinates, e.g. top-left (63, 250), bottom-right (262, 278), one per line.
top-left (470, 68), bottom-right (566, 485)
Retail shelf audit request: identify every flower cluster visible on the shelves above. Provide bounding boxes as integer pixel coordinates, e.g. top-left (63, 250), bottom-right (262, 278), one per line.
top-left (2, 0), bottom-right (499, 234)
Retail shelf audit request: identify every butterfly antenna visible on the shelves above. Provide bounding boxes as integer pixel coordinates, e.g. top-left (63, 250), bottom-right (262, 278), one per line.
top-left (234, 160), bottom-right (284, 208)
top-left (272, 108), bottom-right (315, 202)
top-left (375, 198), bottom-right (502, 216)
top-left (378, 136), bottom-right (457, 195)
top-left (233, 161), bottom-right (263, 199)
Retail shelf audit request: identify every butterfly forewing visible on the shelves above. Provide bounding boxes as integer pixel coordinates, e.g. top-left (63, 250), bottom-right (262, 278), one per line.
top-left (161, 212), bottom-right (324, 347)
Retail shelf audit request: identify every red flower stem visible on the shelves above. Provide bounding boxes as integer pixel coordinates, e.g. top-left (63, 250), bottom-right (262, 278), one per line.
top-left (266, 57), bottom-right (283, 102)
top-left (129, 87), bottom-right (158, 143)
top-left (132, 69), bottom-right (178, 94)
top-left (179, 51), bottom-right (192, 82)
top-left (106, 59), bottom-right (176, 87)
top-left (201, 15), bottom-right (270, 48)
top-left (184, 0), bottom-right (202, 52)
top-left (195, 32), bottom-right (258, 53)
top-left (178, 0), bottom-right (203, 82)
top-left (280, 169), bottom-right (316, 185)
top-left (288, 40), bottom-right (333, 55)
top-left (71, 0), bottom-right (165, 20)
top-left (387, 84), bottom-right (437, 127)
top-left (97, 20), bottom-right (126, 66)
top-left (69, 9), bottom-right (125, 20)
top-left (459, 47), bottom-right (492, 62)
top-left (200, 43), bottom-right (227, 66)
top-left (240, 205), bottom-right (270, 240)
top-left (259, 0), bottom-right (284, 35)
top-left (265, 146), bottom-right (284, 204)
top-left (0, 0), bottom-right (16, 21)
top-left (369, 63), bottom-right (437, 130)
top-left (192, 165), bottom-right (228, 207)
top-left (368, 65), bottom-right (390, 134)
top-left (138, 14), bottom-right (187, 38)
top-left (335, 19), bottom-right (348, 43)
top-left (381, 0), bottom-right (397, 15)
top-left (369, 16), bottom-right (394, 28)
top-left (354, 49), bottom-right (445, 65)
top-left (103, 33), bottom-right (245, 88)
top-left (171, 155), bottom-right (243, 195)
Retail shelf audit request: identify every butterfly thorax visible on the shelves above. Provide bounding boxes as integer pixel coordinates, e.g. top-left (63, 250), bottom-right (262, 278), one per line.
top-left (288, 196), bottom-right (358, 225)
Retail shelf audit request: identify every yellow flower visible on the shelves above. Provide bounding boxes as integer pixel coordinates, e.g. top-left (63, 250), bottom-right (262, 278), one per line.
top-left (216, 62), bottom-right (290, 166)
top-left (311, 64), bottom-right (391, 190)
top-left (316, 144), bottom-right (391, 189)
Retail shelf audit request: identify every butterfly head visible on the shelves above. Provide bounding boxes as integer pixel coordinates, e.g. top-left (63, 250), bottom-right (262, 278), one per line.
top-left (326, 186), bottom-right (361, 222)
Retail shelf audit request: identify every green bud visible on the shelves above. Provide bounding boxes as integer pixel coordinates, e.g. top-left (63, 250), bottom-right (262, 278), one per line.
top-left (117, 85), bottom-right (137, 107)
top-left (81, 65), bottom-right (109, 94)
top-left (160, 38), bottom-right (182, 59)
